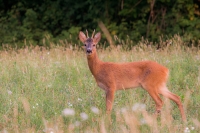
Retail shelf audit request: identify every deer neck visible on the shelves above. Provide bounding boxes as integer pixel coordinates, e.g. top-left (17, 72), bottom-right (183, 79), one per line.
top-left (87, 52), bottom-right (101, 76)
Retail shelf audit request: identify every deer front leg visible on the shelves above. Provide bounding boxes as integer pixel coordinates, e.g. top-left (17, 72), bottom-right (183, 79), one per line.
top-left (106, 90), bottom-right (115, 114)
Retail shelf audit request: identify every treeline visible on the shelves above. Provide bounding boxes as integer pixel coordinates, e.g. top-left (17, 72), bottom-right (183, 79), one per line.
top-left (0, 0), bottom-right (200, 47)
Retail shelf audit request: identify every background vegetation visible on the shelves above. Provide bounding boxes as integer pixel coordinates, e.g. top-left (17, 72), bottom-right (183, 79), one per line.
top-left (0, 36), bottom-right (200, 132)
top-left (0, 0), bottom-right (200, 47)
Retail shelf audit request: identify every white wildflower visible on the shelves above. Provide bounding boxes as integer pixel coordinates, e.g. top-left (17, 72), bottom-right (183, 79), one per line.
top-left (184, 127), bottom-right (190, 133)
top-left (140, 104), bottom-right (146, 110)
top-left (140, 118), bottom-right (146, 125)
top-left (120, 107), bottom-right (127, 113)
top-left (43, 128), bottom-right (54, 133)
top-left (7, 90), bottom-right (12, 95)
top-left (62, 108), bottom-right (75, 116)
top-left (47, 84), bottom-right (52, 88)
top-left (2, 129), bottom-right (8, 133)
top-left (78, 98), bottom-right (82, 102)
top-left (80, 112), bottom-right (88, 121)
top-left (166, 60), bottom-right (170, 63)
top-left (132, 103), bottom-right (146, 111)
top-left (91, 106), bottom-right (99, 114)
top-left (74, 121), bottom-right (81, 127)
top-left (195, 56), bottom-right (200, 60)
top-left (68, 102), bottom-right (73, 107)
top-left (191, 126), bottom-right (195, 130)
top-left (132, 103), bottom-right (140, 111)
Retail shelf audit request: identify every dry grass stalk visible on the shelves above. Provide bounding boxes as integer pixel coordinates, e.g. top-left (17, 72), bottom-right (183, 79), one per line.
top-left (98, 21), bottom-right (115, 48)
top-left (100, 119), bottom-right (107, 133)
top-left (43, 117), bottom-right (64, 133)
top-left (20, 97), bottom-right (31, 115)
top-left (13, 103), bottom-right (19, 133)
top-left (123, 112), bottom-right (140, 133)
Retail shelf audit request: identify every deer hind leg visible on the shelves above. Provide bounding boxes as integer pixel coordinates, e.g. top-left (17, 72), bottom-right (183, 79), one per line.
top-left (147, 88), bottom-right (163, 115)
top-left (105, 89), bottom-right (115, 114)
top-left (158, 86), bottom-right (186, 121)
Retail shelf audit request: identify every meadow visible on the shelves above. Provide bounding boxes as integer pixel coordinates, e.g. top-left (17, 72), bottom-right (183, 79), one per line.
top-left (0, 35), bottom-right (200, 133)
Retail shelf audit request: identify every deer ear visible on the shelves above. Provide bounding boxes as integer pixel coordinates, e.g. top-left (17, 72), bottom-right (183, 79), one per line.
top-left (93, 32), bottom-right (101, 44)
top-left (79, 31), bottom-right (87, 43)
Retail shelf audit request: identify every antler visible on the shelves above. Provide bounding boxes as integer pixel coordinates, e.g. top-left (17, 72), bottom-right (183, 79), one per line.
top-left (86, 29), bottom-right (89, 38)
top-left (91, 29), bottom-right (95, 38)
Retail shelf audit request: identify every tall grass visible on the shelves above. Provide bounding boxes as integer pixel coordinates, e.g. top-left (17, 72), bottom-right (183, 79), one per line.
top-left (0, 35), bottom-right (200, 132)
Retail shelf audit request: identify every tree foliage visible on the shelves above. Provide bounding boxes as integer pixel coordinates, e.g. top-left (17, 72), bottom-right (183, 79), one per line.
top-left (0, 0), bottom-right (199, 47)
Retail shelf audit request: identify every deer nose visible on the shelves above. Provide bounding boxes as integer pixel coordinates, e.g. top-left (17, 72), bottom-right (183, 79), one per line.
top-left (86, 48), bottom-right (92, 53)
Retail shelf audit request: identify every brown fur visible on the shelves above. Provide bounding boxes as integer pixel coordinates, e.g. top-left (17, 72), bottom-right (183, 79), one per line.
top-left (79, 31), bottom-right (186, 121)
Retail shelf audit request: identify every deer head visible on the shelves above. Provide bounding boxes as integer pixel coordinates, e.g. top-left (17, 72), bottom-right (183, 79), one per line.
top-left (79, 30), bottom-right (101, 56)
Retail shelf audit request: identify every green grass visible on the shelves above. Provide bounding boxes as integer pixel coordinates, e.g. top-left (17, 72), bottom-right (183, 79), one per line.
top-left (0, 37), bottom-right (200, 132)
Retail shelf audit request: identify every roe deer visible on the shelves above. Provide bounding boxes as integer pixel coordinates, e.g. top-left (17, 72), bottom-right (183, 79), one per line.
top-left (79, 30), bottom-right (186, 121)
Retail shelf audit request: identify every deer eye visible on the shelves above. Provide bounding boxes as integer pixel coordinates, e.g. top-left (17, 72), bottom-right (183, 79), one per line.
top-left (84, 44), bottom-right (86, 46)
top-left (93, 44), bottom-right (95, 47)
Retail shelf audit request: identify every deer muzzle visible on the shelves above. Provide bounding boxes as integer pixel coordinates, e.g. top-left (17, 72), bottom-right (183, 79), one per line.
top-left (86, 48), bottom-right (92, 54)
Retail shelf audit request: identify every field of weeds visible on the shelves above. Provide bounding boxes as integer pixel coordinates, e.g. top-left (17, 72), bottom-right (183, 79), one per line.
top-left (0, 35), bottom-right (200, 133)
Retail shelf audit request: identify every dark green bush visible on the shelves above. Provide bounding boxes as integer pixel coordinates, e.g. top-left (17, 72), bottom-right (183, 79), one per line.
top-left (0, 0), bottom-right (199, 48)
